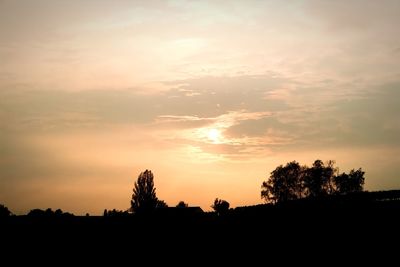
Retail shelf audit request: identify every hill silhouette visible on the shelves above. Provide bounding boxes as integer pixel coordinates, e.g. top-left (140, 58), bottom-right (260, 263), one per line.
top-left (1, 160), bottom-right (399, 261)
top-left (2, 190), bottom-right (400, 263)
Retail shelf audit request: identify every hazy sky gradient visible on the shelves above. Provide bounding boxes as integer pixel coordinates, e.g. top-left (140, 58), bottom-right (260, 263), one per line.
top-left (1, 0), bottom-right (399, 214)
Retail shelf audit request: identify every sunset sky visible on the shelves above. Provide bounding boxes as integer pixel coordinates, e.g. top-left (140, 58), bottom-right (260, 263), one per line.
top-left (1, 0), bottom-right (399, 215)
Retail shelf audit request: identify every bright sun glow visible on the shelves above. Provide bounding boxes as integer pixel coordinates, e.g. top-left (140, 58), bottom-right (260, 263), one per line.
top-left (207, 128), bottom-right (222, 143)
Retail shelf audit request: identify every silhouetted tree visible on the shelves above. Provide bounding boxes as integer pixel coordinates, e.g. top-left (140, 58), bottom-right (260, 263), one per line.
top-left (55, 209), bottom-right (63, 216)
top-left (334, 168), bottom-right (365, 194)
top-left (212, 198), bottom-right (230, 215)
top-left (27, 208), bottom-right (73, 217)
top-left (131, 169), bottom-right (162, 214)
top-left (262, 160), bottom-right (366, 203)
top-left (303, 160), bottom-right (337, 197)
top-left (176, 201), bottom-right (188, 208)
top-left (0, 204), bottom-right (11, 217)
top-left (325, 160), bottom-right (337, 194)
top-left (27, 209), bottom-right (45, 217)
top-left (45, 208), bottom-right (53, 216)
top-left (103, 209), bottom-right (129, 217)
top-left (156, 200), bottom-right (168, 208)
top-left (261, 161), bottom-right (304, 203)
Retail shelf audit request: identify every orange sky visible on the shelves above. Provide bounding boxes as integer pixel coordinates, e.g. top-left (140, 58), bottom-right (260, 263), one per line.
top-left (1, 0), bottom-right (400, 214)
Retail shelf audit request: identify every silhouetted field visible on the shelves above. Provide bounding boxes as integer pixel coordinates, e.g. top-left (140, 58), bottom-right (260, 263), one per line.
top-left (3, 191), bottom-right (400, 259)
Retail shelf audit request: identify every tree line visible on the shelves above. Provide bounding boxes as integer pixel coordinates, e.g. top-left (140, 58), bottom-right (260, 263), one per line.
top-left (262, 160), bottom-right (364, 203)
top-left (128, 159), bottom-right (364, 214)
top-left (0, 159), bottom-right (365, 217)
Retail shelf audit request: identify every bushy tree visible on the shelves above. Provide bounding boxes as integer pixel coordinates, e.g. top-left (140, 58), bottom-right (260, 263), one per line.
top-left (211, 198), bottom-right (230, 215)
top-left (303, 160), bottom-right (337, 197)
top-left (262, 160), bottom-right (365, 203)
top-left (176, 201), bottom-right (188, 208)
top-left (261, 161), bottom-right (304, 203)
top-left (334, 168), bottom-right (365, 194)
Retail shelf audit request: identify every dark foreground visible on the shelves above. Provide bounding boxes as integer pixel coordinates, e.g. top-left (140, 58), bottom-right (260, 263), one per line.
top-left (2, 195), bottom-right (400, 262)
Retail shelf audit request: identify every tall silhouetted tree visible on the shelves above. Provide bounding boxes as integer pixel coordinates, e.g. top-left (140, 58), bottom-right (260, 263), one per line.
top-left (211, 198), bottom-right (230, 215)
top-left (334, 168), bottom-right (365, 194)
top-left (131, 169), bottom-right (160, 214)
top-left (0, 204), bottom-right (11, 217)
top-left (303, 160), bottom-right (337, 197)
top-left (261, 161), bottom-right (304, 203)
top-left (176, 201), bottom-right (188, 208)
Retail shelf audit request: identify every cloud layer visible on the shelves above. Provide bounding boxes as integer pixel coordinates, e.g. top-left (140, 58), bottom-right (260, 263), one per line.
top-left (0, 0), bottom-right (399, 214)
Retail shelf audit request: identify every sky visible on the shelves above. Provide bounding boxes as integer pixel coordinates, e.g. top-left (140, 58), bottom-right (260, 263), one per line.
top-left (1, 0), bottom-right (399, 215)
